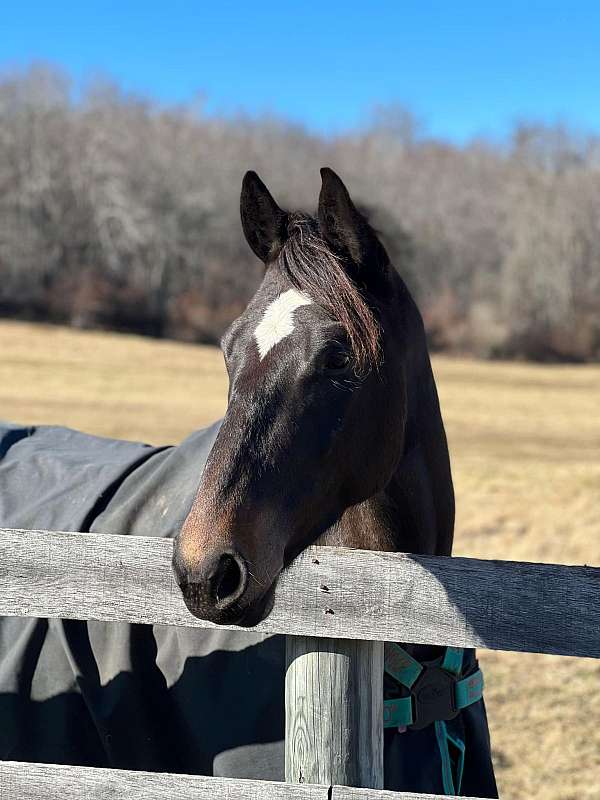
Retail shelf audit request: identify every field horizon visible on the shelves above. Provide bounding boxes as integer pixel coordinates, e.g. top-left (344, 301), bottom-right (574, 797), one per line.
top-left (1, 319), bottom-right (599, 798)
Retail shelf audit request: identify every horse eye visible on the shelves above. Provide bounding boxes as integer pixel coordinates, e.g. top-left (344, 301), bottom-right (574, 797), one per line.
top-left (323, 348), bottom-right (351, 372)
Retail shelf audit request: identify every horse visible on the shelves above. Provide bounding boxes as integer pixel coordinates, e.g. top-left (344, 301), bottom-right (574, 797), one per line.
top-left (0, 168), bottom-right (497, 797)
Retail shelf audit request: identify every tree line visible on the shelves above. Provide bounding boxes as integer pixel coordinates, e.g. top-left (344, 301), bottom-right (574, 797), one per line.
top-left (1, 65), bottom-right (599, 361)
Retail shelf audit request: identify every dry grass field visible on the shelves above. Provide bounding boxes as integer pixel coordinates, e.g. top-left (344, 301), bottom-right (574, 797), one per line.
top-left (1, 319), bottom-right (599, 799)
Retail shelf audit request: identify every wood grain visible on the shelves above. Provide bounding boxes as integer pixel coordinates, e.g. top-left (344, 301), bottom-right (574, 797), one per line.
top-left (0, 760), bottom-right (326, 799)
top-left (0, 528), bottom-right (598, 657)
top-left (0, 760), bottom-right (488, 800)
top-left (331, 787), bottom-right (491, 800)
top-left (285, 637), bottom-right (383, 788)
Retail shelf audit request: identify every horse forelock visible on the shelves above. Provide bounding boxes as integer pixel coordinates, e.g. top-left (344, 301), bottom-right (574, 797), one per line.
top-left (275, 213), bottom-right (381, 374)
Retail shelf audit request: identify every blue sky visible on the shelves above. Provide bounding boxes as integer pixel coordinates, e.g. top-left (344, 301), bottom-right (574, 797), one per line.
top-left (2, 1), bottom-right (600, 141)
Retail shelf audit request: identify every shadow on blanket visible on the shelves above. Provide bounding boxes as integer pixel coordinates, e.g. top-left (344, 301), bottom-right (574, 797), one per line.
top-left (0, 620), bottom-right (286, 776)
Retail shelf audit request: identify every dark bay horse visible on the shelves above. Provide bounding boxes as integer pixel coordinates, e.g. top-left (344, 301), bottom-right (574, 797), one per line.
top-left (0, 169), bottom-right (497, 796)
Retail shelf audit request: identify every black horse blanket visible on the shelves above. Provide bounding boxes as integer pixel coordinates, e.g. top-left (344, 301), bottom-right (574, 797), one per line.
top-left (0, 423), bottom-right (497, 796)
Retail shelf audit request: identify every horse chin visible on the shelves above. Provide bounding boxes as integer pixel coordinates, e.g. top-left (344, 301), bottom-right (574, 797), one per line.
top-left (181, 580), bottom-right (277, 628)
top-left (233, 584), bottom-right (277, 627)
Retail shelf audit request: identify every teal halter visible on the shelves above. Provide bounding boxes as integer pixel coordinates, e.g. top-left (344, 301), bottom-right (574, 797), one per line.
top-left (383, 644), bottom-right (485, 795)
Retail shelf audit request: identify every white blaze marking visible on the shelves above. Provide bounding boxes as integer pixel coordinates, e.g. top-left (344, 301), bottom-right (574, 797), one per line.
top-left (254, 289), bottom-right (312, 359)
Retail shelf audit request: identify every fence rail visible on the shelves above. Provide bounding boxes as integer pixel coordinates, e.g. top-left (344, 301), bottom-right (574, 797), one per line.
top-left (0, 760), bottom-right (489, 800)
top-left (0, 527), bottom-right (598, 658)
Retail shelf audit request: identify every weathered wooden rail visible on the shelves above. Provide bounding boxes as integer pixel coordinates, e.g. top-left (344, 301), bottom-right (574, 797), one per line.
top-left (0, 760), bottom-right (491, 799)
top-left (1, 528), bottom-right (598, 656)
top-left (0, 527), bottom-right (598, 799)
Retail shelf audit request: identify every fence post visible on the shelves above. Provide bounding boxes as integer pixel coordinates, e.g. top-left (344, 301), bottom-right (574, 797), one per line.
top-left (285, 636), bottom-right (384, 789)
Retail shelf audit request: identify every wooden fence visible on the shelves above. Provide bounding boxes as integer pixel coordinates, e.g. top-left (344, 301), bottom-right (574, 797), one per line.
top-left (0, 527), bottom-right (599, 799)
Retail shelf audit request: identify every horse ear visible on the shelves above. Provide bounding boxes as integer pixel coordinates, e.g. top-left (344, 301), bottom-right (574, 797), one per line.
top-left (240, 171), bottom-right (288, 263)
top-left (318, 167), bottom-right (388, 279)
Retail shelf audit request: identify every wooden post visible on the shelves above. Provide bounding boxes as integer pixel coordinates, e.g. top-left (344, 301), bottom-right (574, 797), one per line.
top-left (285, 636), bottom-right (384, 789)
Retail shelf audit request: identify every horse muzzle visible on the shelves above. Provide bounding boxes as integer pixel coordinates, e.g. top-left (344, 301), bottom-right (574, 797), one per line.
top-left (173, 547), bottom-right (254, 624)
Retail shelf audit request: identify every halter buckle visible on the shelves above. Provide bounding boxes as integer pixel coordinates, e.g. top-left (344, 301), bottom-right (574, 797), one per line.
top-left (409, 662), bottom-right (459, 731)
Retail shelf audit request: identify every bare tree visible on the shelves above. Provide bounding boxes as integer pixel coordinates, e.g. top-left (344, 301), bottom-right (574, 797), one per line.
top-left (0, 64), bottom-right (598, 360)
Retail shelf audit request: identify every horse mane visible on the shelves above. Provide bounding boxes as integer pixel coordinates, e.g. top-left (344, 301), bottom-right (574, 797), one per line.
top-left (275, 212), bottom-right (381, 374)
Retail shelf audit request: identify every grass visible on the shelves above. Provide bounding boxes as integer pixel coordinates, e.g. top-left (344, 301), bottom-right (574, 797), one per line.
top-left (1, 319), bottom-right (599, 798)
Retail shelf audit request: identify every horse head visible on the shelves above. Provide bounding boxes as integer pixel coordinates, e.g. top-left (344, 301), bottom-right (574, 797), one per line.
top-left (173, 168), bottom-right (454, 625)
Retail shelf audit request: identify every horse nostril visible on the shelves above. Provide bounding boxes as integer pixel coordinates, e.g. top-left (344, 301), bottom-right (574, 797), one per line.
top-left (210, 553), bottom-right (246, 604)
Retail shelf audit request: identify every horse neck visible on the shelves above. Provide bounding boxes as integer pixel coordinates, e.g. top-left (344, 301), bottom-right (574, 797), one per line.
top-left (335, 321), bottom-right (455, 557)
top-left (394, 341), bottom-right (455, 556)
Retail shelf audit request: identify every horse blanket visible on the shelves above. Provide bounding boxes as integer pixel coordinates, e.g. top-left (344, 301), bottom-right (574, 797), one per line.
top-left (0, 423), bottom-right (498, 796)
